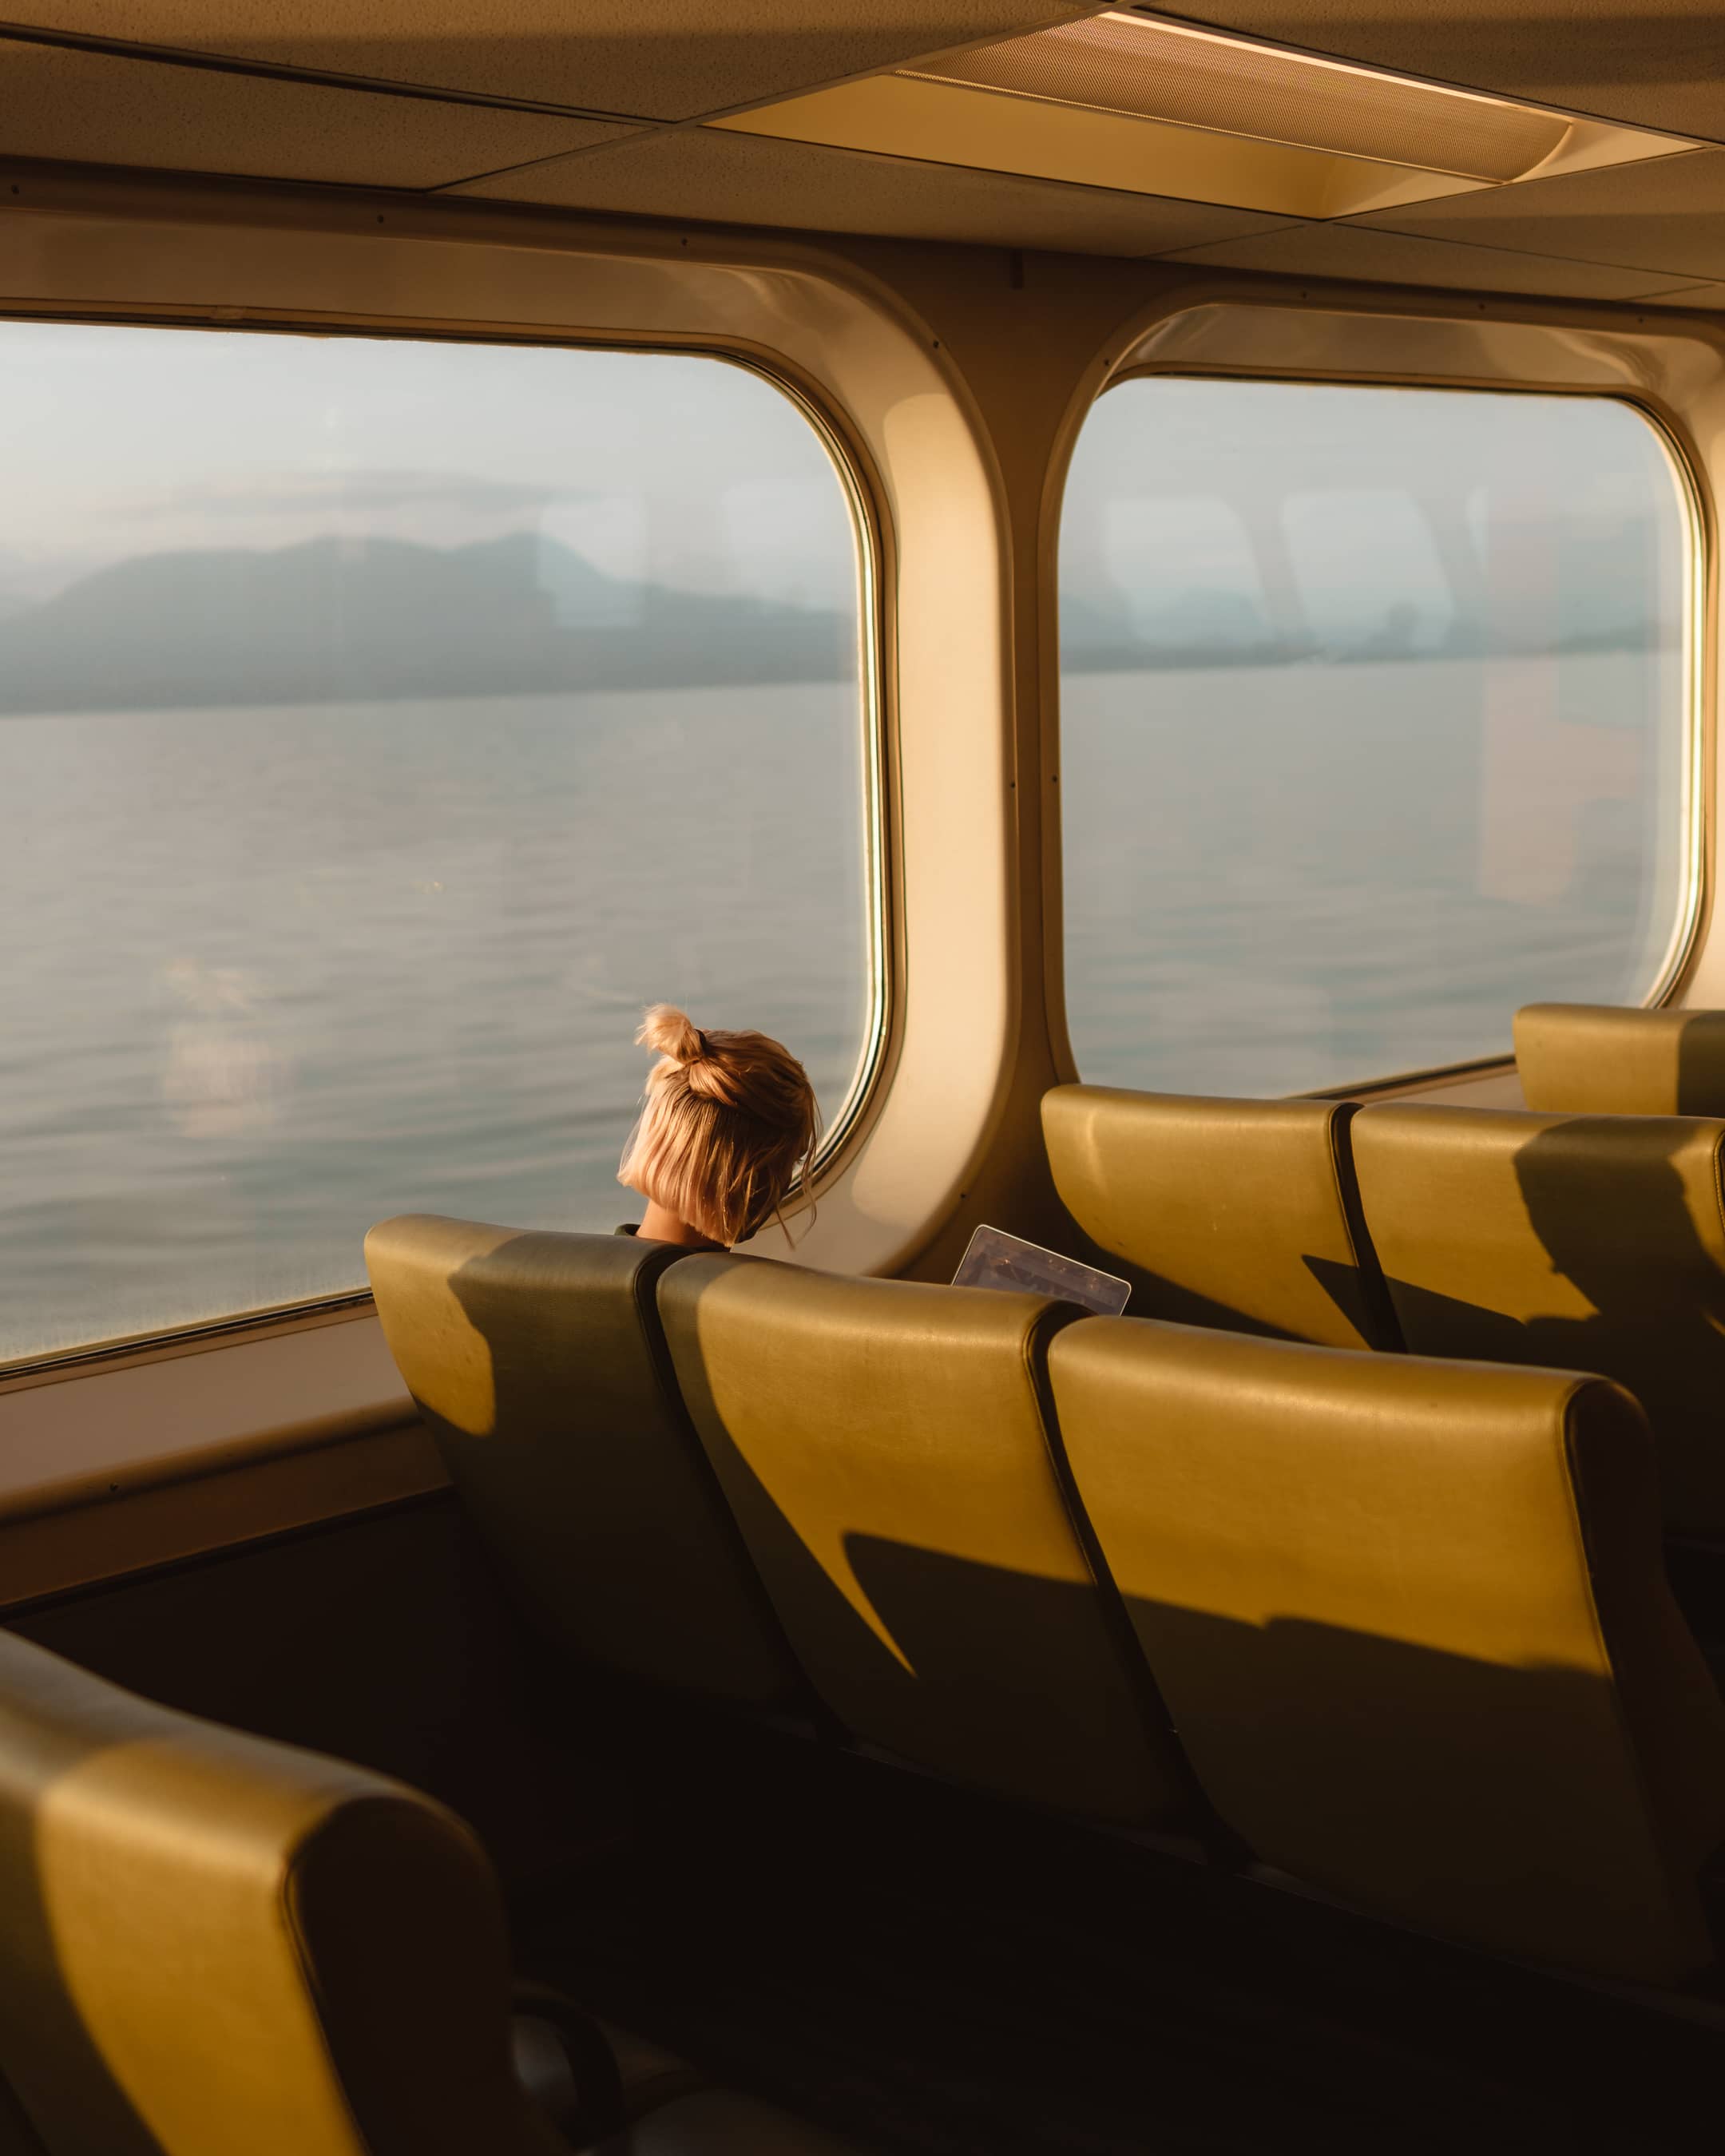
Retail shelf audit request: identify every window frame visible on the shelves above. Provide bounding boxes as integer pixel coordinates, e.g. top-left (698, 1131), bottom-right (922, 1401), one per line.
top-left (0, 312), bottom-right (894, 1379)
top-left (1047, 302), bottom-right (1715, 1102)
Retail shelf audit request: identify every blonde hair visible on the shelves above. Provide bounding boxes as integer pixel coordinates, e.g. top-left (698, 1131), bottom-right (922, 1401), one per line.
top-left (617, 1005), bottom-right (819, 1247)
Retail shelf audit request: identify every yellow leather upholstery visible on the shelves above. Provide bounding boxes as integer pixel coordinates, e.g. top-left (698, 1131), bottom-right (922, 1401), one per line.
top-left (1516, 1002), bottom-right (1725, 1116)
top-left (1041, 1085), bottom-right (1398, 1349)
top-left (0, 1628), bottom-right (561, 2156)
top-left (1350, 1104), bottom-right (1725, 1541)
top-left (1049, 1319), bottom-right (1725, 1985)
top-left (657, 1256), bottom-right (1192, 1827)
top-left (365, 1215), bottom-right (803, 1710)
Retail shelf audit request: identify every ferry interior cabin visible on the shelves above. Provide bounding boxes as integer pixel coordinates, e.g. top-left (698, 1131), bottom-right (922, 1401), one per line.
top-left (15, 3), bottom-right (1725, 2150)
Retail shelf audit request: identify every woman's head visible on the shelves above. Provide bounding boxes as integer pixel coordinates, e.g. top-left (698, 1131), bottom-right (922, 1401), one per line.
top-left (617, 1005), bottom-right (819, 1247)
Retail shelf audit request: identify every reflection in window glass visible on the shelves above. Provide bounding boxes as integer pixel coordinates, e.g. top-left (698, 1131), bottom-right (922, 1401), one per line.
top-left (1282, 489), bottom-right (1454, 653)
top-left (0, 324), bottom-right (869, 1362)
top-left (1060, 379), bottom-right (1691, 1096)
top-left (1103, 496), bottom-right (1270, 655)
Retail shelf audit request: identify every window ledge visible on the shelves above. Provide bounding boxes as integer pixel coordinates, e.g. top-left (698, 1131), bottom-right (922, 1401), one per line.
top-left (0, 1308), bottom-right (429, 1528)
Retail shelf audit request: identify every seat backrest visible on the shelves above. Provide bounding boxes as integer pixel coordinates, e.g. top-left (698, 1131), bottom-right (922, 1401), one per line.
top-left (1049, 1318), bottom-right (1725, 1985)
top-left (1516, 1002), bottom-right (1725, 1116)
top-left (1350, 1104), bottom-right (1725, 1541)
top-left (1041, 1085), bottom-right (1398, 1349)
top-left (0, 1629), bottom-right (555, 2156)
top-left (365, 1215), bottom-right (804, 1711)
top-left (656, 1255), bottom-right (1192, 1828)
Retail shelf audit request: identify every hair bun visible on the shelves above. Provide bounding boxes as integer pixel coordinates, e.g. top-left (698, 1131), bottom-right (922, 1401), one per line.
top-left (621, 1005), bottom-right (821, 1244)
top-left (636, 1003), bottom-right (707, 1067)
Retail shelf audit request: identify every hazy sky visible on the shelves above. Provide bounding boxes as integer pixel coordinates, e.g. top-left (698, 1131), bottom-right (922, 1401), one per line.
top-left (1067, 376), bottom-right (1681, 521)
top-left (0, 319), bottom-right (859, 610)
top-left (0, 325), bottom-right (1687, 637)
top-left (1063, 377), bottom-right (1688, 644)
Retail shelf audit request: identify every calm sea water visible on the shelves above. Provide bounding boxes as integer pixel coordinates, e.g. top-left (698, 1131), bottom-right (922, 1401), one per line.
top-left (0, 653), bottom-right (1676, 1362)
top-left (0, 683), bottom-right (868, 1361)
top-left (1064, 651), bottom-right (1679, 1095)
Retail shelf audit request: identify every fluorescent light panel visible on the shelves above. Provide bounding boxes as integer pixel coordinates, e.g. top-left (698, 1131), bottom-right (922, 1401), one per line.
top-left (711, 6), bottom-right (1694, 224)
top-left (900, 10), bottom-right (1570, 183)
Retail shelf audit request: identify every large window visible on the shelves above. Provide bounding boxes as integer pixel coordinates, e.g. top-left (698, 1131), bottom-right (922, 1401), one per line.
top-left (0, 323), bottom-right (872, 1364)
top-left (1060, 378), bottom-right (1694, 1096)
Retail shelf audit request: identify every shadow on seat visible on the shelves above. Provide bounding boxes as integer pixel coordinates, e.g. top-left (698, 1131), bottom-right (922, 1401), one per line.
top-left (1049, 1317), bottom-right (1725, 1986)
top-left (365, 1216), bottom-right (807, 1713)
top-left (1041, 1085), bottom-right (1400, 1349)
top-left (0, 1626), bottom-right (573, 2154)
top-left (657, 1256), bottom-right (1199, 1832)
top-left (0, 1631), bottom-right (884, 2156)
top-left (1350, 1106), bottom-right (1725, 1541)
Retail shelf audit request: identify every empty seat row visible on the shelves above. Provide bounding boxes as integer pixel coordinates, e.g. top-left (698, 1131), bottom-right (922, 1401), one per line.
top-left (1045, 1082), bottom-right (1725, 1544)
top-left (367, 1217), bottom-right (1725, 1992)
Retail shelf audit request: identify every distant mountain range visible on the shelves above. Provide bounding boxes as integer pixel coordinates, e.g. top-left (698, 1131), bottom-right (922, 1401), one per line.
top-left (0, 533), bottom-right (855, 715)
top-left (1060, 566), bottom-right (1675, 673)
top-left (0, 524), bottom-right (1678, 717)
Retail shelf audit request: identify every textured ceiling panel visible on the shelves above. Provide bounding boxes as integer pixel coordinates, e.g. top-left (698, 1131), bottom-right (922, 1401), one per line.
top-left (1142, 3), bottom-right (1725, 143)
top-left (0, 3), bottom-right (1103, 121)
top-left (1355, 149), bottom-right (1725, 280)
top-left (454, 123), bottom-right (1297, 255)
top-left (1162, 219), bottom-right (1704, 298)
top-left (0, 38), bottom-right (630, 187)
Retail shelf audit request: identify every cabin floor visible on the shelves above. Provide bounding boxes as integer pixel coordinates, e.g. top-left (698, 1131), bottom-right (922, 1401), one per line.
top-left (510, 1685), bottom-right (1723, 2156)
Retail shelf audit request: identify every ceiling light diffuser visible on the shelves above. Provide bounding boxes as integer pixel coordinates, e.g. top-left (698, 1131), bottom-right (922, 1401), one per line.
top-left (710, 7), bottom-right (1694, 223)
top-left (899, 11), bottom-right (1567, 183)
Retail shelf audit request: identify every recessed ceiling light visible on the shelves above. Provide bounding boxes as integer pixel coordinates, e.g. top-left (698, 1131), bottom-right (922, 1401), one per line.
top-left (898, 10), bottom-right (1567, 184)
top-left (709, 8), bottom-right (1694, 222)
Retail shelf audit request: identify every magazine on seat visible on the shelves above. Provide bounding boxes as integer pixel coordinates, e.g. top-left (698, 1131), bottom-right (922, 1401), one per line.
top-left (951, 1224), bottom-right (1130, 1315)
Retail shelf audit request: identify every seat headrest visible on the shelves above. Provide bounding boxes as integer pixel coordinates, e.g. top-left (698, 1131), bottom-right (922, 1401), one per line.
top-left (364, 1215), bottom-right (682, 1442)
top-left (0, 1629), bottom-right (529, 2156)
top-left (1041, 1084), bottom-right (1396, 1349)
top-left (1515, 1003), bottom-right (1725, 1116)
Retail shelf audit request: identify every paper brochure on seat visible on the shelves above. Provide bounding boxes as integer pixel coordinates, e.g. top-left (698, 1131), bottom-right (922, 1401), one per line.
top-left (952, 1225), bottom-right (1130, 1315)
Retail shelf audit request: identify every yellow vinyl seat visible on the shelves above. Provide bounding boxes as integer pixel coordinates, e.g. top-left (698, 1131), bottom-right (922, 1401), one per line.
top-left (1516, 1002), bottom-right (1725, 1116)
top-left (1350, 1104), bottom-right (1725, 1543)
top-left (1048, 1318), bottom-right (1725, 1988)
top-left (365, 1216), bottom-right (805, 1713)
top-left (0, 1631), bottom-right (879, 2156)
top-left (656, 1255), bottom-right (1194, 1829)
top-left (1041, 1084), bottom-right (1398, 1349)
top-left (0, 1626), bottom-right (568, 2156)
